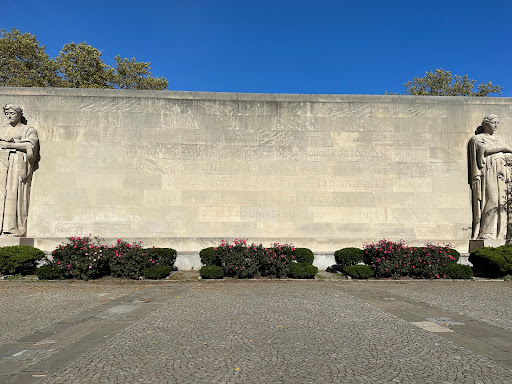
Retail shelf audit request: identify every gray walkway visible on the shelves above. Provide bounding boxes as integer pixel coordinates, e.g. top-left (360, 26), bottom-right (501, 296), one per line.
top-left (1, 279), bottom-right (512, 383)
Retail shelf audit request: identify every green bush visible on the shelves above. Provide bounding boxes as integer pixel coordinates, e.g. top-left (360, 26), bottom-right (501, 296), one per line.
top-left (334, 247), bottom-right (364, 267)
top-left (143, 265), bottom-right (171, 279)
top-left (293, 248), bottom-right (314, 264)
top-left (289, 262), bottom-right (318, 279)
top-left (343, 265), bottom-right (374, 279)
top-left (445, 264), bottom-right (473, 279)
top-left (52, 236), bottom-right (110, 280)
top-left (144, 248), bottom-right (177, 268)
top-left (0, 245), bottom-right (45, 275)
top-left (469, 246), bottom-right (512, 277)
top-left (199, 247), bottom-right (219, 266)
top-left (35, 265), bottom-right (64, 280)
top-left (257, 243), bottom-right (296, 278)
top-left (200, 265), bottom-right (224, 279)
top-left (108, 241), bottom-right (150, 279)
top-left (448, 248), bottom-right (461, 262)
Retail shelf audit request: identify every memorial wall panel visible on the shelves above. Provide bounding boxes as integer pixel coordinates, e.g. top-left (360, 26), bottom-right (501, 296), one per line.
top-left (1, 87), bottom-right (511, 252)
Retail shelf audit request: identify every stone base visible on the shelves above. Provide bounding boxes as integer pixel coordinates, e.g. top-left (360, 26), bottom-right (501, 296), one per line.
top-left (468, 239), bottom-right (506, 253)
top-left (0, 237), bottom-right (35, 247)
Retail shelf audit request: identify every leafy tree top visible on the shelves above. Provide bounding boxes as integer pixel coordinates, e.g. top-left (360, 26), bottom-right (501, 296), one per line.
top-left (0, 28), bottom-right (168, 90)
top-left (399, 69), bottom-right (502, 97)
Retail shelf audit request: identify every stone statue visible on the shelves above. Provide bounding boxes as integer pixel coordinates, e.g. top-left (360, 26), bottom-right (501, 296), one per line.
top-left (468, 114), bottom-right (512, 240)
top-left (0, 104), bottom-right (39, 236)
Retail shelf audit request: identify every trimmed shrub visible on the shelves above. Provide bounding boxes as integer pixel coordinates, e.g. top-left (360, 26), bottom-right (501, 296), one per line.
top-left (108, 240), bottom-right (150, 279)
top-left (445, 264), bottom-right (473, 279)
top-left (409, 244), bottom-right (458, 279)
top-left (334, 247), bottom-right (364, 267)
top-left (469, 246), bottom-right (512, 277)
top-left (52, 236), bottom-right (110, 280)
top-left (35, 265), bottom-right (64, 280)
top-left (448, 248), bottom-right (461, 262)
top-left (364, 240), bottom-right (412, 278)
top-left (343, 265), bottom-right (374, 279)
top-left (289, 262), bottom-right (318, 279)
top-left (143, 265), bottom-right (171, 279)
top-left (0, 245), bottom-right (45, 275)
top-left (293, 248), bottom-right (314, 264)
top-left (199, 247), bottom-right (219, 266)
top-left (257, 243), bottom-right (296, 278)
top-left (144, 248), bottom-right (177, 269)
top-left (364, 240), bottom-right (458, 279)
top-left (200, 265), bottom-right (224, 279)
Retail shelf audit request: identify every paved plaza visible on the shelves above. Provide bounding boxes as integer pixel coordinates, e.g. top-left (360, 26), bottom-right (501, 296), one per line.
top-left (1, 278), bottom-right (512, 383)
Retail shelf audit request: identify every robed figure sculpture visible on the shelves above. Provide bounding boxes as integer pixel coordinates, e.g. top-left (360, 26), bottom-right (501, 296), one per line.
top-left (468, 114), bottom-right (512, 240)
top-left (0, 104), bottom-right (39, 236)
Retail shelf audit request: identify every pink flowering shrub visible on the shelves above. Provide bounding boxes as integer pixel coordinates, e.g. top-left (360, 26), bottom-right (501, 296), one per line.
top-left (52, 236), bottom-right (177, 280)
top-left (107, 239), bottom-right (146, 279)
top-left (205, 239), bottom-right (297, 278)
top-left (257, 243), bottom-right (296, 278)
top-left (363, 239), bottom-right (458, 279)
top-left (52, 235), bottom-right (109, 280)
top-left (215, 239), bottom-right (259, 278)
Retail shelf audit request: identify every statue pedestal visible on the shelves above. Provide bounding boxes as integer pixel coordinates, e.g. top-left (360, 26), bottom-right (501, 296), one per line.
top-left (469, 239), bottom-right (506, 253)
top-left (0, 237), bottom-right (34, 247)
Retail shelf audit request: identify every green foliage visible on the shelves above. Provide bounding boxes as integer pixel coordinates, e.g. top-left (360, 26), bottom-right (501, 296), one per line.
top-left (200, 247), bottom-right (219, 266)
top-left (200, 265), bottom-right (224, 279)
top-left (1, 28), bottom-right (168, 90)
top-left (35, 265), bottom-right (64, 280)
top-left (469, 246), bottom-right (512, 277)
top-left (448, 248), bottom-right (461, 262)
top-left (52, 236), bottom-right (110, 280)
top-left (57, 42), bottom-right (114, 88)
top-left (364, 240), bottom-right (458, 279)
top-left (0, 28), bottom-right (62, 87)
top-left (0, 245), bottom-right (45, 275)
top-left (334, 247), bottom-right (364, 267)
top-left (293, 248), bottom-right (314, 264)
top-left (108, 240), bottom-right (152, 279)
top-left (289, 263), bottom-right (318, 279)
top-left (343, 265), bottom-right (374, 279)
top-left (445, 264), bottom-right (473, 279)
top-left (143, 265), bottom-right (171, 279)
top-left (144, 247), bottom-right (177, 267)
top-left (401, 69), bottom-right (502, 96)
top-left (257, 243), bottom-right (296, 278)
top-left (200, 240), bottom-right (298, 278)
top-left (113, 56), bottom-right (168, 90)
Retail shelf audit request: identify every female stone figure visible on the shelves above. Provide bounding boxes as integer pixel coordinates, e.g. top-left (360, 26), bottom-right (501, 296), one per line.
top-left (0, 105), bottom-right (39, 236)
top-left (468, 114), bottom-right (512, 239)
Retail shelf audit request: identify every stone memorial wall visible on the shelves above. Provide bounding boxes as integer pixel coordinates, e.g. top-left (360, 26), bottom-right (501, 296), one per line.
top-left (1, 87), bottom-right (511, 256)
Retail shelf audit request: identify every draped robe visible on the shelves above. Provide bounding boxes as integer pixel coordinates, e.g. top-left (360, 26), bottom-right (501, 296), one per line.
top-left (0, 123), bottom-right (39, 236)
top-left (468, 133), bottom-right (511, 239)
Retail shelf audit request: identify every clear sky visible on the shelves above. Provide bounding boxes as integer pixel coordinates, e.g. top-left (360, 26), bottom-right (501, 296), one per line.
top-left (4, 0), bottom-right (512, 96)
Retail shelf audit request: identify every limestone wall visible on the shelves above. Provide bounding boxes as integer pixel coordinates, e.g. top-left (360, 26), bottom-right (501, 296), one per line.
top-left (1, 87), bottom-right (511, 253)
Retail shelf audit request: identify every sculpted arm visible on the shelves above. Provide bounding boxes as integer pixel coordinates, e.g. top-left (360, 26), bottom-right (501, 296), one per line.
top-left (484, 145), bottom-right (512, 156)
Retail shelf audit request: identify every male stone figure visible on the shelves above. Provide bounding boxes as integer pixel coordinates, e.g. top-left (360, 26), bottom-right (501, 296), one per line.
top-left (468, 114), bottom-right (512, 240)
top-left (0, 104), bottom-right (39, 236)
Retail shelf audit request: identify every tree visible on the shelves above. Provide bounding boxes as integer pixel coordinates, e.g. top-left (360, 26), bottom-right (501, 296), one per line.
top-left (56, 42), bottom-right (114, 89)
top-left (112, 56), bottom-right (168, 90)
top-left (0, 28), bottom-right (62, 87)
top-left (0, 28), bottom-right (169, 90)
top-left (401, 69), bottom-right (502, 96)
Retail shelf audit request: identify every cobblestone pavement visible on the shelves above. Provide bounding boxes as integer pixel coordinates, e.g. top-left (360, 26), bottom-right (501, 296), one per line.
top-left (4, 280), bottom-right (503, 383)
top-left (0, 281), bottom-right (144, 346)
top-left (384, 280), bottom-right (512, 332)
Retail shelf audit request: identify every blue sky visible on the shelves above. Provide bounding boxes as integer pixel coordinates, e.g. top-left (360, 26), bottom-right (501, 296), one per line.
top-left (4, 0), bottom-right (512, 96)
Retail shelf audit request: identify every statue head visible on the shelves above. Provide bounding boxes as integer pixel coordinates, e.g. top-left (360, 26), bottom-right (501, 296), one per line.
top-left (482, 114), bottom-right (500, 135)
top-left (3, 104), bottom-right (23, 126)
